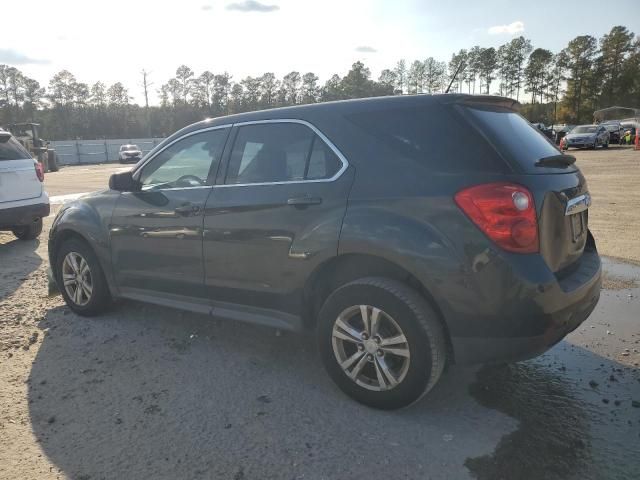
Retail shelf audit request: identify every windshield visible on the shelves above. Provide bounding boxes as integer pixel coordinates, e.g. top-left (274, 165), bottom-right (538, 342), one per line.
top-left (572, 126), bottom-right (598, 133)
top-left (123, 145), bottom-right (139, 151)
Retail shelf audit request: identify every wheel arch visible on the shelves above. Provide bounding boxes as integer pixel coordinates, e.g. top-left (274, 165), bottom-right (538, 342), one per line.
top-left (50, 227), bottom-right (117, 297)
top-left (303, 253), bottom-right (454, 362)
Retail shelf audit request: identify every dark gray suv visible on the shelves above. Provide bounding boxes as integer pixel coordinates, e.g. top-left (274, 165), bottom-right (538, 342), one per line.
top-left (49, 94), bottom-right (601, 409)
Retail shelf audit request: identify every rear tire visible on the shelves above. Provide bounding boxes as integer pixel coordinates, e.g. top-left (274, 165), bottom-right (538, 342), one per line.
top-left (317, 277), bottom-right (447, 409)
top-left (12, 218), bottom-right (43, 240)
top-left (55, 238), bottom-right (112, 316)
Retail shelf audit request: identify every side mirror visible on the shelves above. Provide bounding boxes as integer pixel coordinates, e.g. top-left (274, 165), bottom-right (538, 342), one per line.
top-left (109, 170), bottom-right (140, 192)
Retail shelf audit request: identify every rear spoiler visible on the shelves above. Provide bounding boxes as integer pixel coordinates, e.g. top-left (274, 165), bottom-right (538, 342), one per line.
top-left (440, 95), bottom-right (521, 112)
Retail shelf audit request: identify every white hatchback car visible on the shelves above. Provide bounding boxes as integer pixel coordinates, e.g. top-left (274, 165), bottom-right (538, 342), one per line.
top-left (0, 128), bottom-right (50, 240)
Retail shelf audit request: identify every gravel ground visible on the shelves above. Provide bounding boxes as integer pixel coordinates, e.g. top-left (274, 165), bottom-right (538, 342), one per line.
top-left (1, 147), bottom-right (639, 479)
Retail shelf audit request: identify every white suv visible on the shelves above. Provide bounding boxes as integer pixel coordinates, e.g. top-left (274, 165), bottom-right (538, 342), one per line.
top-left (0, 128), bottom-right (50, 240)
top-left (118, 144), bottom-right (143, 163)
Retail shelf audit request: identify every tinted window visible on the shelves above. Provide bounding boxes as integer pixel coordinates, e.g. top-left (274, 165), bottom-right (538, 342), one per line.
top-left (347, 105), bottom-right (504, 173)
top-left (139, 129), bottom-right (228, 189)
top-left (464, 106), bottom-right (570, 173)
top-left (225, 123), bottom-right (341, 184)
top-left (0, 135), bottom-right (31, 161)
top-left (307, 137), bottom-right (342, 180)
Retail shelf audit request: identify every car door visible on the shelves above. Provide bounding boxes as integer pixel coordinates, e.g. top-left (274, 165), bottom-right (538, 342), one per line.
top-left (202, 120), bottom-right (353, 325)
top-left (110, 126), bottom-right (230, 308)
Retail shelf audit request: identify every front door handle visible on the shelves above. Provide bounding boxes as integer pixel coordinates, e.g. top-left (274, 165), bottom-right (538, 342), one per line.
top-left (287, 196), bottom-right (322, 207)
top-left (175, 203), bottom-right (201, 216)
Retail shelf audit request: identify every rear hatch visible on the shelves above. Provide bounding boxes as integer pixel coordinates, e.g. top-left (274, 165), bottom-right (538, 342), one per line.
top-left (0, 134), bottom-right (42, 203)
top-left (458, 99), bottom-right (590, 273)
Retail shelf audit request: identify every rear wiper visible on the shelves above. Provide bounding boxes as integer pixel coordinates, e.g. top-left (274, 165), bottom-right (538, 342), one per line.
top-left (534, 154), bottom-right (576, 168)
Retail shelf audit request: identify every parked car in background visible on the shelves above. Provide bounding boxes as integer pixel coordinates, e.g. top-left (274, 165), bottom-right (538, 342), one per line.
top-left (118, 144), bottom-right (143, 163)
top-left (48, 95), bottom-right (601, 409)
top-left (562, 124), bottom-right (610, 150)
top-left (552, 124), bottom-right (575, 145)
top-left (532, 122), bottom-right (555, 141)
top-left (0, 128), bottom-right (50, 240)
top-left (601, 121), bottom-right (623, 144)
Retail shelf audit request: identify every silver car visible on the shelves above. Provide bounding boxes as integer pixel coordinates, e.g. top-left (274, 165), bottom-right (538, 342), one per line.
top-left (562, 125), bottom-right (610, 150)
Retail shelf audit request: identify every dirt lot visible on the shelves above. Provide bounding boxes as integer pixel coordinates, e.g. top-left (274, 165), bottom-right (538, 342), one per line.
top-left (1, 147), bottom-right (639, 479)
top-left (574, 146), bottom-right (640, 264)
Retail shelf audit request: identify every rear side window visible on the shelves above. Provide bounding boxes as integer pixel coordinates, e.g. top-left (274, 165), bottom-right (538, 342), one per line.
top-left (0, 135), bottom-right (31, 161)
top-left (225, 123), bottom-right (342, 184)
top-left (346, 105), bottom-right (504, 173)
top-left (463, 106), bottom-right (572, 173)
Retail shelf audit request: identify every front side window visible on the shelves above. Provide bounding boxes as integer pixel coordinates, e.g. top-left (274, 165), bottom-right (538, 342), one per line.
top-left (224, 122), bottom-right (342, 185)
top-left (139, 129), bottom-right (228, 189)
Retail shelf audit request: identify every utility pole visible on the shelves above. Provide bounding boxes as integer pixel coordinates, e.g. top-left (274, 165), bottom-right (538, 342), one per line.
top-left (141, 70), bottom-right (153, 137)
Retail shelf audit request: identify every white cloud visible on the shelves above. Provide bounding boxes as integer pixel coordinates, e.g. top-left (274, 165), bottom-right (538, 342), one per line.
top-left (355, 46), bottom-right (377, 53)
top-left (488, 21), bottom-right (525, 35)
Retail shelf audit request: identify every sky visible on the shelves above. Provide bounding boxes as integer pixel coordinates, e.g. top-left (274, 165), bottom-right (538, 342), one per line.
top-left (1, 0), bottom-right (638, 104)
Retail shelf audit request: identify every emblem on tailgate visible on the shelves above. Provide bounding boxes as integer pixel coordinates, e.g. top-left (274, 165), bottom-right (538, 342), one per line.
top-left (565, 193), bottom-right (591, 216)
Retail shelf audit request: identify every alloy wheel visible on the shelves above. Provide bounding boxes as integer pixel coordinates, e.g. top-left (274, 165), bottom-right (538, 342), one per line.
top-left (62, 251), bottom-right (93, 306)
top-left (331, 305), bottom-right (411, 391)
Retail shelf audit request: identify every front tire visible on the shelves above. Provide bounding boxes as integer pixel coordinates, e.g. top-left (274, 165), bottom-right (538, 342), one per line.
top-left (55, 238), bottom-right (112, 316)
top-left (317, 277), bottom-right (447, 409)
top-left (12, 218), bottom-right (43, 240)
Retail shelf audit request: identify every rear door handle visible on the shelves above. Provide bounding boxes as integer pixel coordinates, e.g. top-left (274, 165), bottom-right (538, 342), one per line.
top-left (175, 203), bottom-right (201, 215)
top-left (287, 196), bottom-right (322, 207)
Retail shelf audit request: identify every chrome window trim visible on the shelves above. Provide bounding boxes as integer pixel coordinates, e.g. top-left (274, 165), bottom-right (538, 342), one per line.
top-left (132, 124), bottom-right (232, 180)
top-left (217, 118), bottom-right (350, 188)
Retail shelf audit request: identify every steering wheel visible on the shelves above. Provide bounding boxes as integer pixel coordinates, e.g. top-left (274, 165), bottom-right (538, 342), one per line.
top-left (174, 175), bottom-right (204, 187)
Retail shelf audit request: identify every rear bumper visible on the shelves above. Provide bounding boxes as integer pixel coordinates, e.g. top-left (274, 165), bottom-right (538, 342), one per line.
top-left (0, 202), bottom-right (50, 229)
top-left (449, 245), bottom-right (601, 365)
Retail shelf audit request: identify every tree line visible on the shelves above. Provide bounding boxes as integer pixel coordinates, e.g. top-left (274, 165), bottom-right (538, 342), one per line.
top-left (0, 25), bottom-right (638, 140)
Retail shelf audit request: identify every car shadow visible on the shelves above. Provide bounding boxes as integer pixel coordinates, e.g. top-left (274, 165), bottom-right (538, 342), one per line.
top-left (0, 236), bottom-right (42, 301)
top-left (26, 302), bottom-right (504, 479)
top-left (26, 301), bottom-right (640, 479)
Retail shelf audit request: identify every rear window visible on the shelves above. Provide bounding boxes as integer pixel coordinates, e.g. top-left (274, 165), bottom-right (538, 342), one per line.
top-left (347, 105), bottom-right (505, 173)
top-left (573, 126), bottom-right (598, 133)
top-left (0, 135), bottom-right (31, 161)
top-left (463, 106), bottom-right (572, 173)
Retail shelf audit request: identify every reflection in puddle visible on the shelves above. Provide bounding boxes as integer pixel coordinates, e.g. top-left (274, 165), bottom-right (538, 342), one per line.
top-left (466, 347), bottom-right (640, 480)
top-left (466, 362), bottom-right (589, 480)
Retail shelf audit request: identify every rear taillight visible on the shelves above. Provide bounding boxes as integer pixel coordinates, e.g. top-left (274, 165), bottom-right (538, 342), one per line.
top-left (454, 182), bottom-right (539, 254)
top-left (35, 162), bottom-right (44, 182)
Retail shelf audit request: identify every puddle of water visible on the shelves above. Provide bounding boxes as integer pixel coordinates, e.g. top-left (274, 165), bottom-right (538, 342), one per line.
top-left (466, 256), bottom-right (640, 480)
top-left (466, 345), bottom-right (640, 480)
